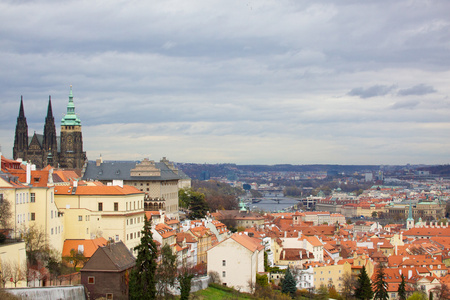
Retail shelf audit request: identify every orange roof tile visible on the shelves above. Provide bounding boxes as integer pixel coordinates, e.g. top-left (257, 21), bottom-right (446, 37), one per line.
top-left (62, 237), bottom-right (108, 258)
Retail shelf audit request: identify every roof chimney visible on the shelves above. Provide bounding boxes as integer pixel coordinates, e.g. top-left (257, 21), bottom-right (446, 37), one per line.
top-left (96, 155), bottom-right (103, 166)
top-left (26, 162), bottom-right (31, 184)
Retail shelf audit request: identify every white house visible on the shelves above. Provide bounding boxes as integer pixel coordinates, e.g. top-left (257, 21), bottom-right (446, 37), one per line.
top-left (207, 233), bottom-right (265, 293)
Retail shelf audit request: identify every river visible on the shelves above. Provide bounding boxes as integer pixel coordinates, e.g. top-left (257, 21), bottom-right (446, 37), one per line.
top-left (247, 197), bottom-right (301, 212)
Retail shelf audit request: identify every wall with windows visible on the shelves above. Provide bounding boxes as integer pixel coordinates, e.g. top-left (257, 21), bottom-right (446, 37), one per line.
top-left (55, 190), bottom-right (145, 254)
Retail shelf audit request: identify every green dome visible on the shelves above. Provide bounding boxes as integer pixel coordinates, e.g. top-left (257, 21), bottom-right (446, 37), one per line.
top-left (61, 86), bottom-right (81, 126)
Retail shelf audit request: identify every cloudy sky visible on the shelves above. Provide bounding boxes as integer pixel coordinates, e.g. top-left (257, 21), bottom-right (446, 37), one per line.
top-left (1, 0), bottom-right (449, 165)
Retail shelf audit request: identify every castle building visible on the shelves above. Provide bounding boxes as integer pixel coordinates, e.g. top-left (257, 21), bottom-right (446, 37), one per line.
top-left (13, 86), bottom-right (86, 169)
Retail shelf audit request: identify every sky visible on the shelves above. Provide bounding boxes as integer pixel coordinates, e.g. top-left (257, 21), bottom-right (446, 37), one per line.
top-left (0, 0), bottom-right (449, 165)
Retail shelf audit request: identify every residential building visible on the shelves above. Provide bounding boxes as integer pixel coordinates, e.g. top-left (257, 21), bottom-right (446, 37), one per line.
top-left (207, 233), bottom-right (264, 293)
top-left (81, 241), bottom-right (135, 300)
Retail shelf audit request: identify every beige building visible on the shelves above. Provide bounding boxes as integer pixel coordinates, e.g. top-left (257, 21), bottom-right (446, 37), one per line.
top-left (0, 164), bottom-right (64, 254)
top-left (55, 183), bottom-right (145, 254)
top-left (83, 157), bottom-right (182, 218)
top-left (207, 233), bottom-right (264, 293)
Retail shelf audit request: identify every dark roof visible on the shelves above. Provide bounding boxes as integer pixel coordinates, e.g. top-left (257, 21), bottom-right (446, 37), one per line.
top-left (82, 160), bottom-right (181, 181)
top-left (81, 241), bottom-right (135, 272)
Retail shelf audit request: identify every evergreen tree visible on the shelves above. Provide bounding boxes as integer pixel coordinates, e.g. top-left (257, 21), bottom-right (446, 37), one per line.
top-left (373, 266), bottom-right (388, 300)
top-left (281, 265), bottom-right (297, 298)
top-left (188, 191), bottom-right (209, 219)
top-left (354, 266), bottom-right (373, 300)
top-left (398, 274), bottom-right (407, 300)
top-left (129, 215), bottom-right (158, 300)
top-left (178, 268), bottom-right (194, 300)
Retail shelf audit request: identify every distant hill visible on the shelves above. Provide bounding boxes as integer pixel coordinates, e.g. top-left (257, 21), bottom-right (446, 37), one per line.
top-left (418, 165), bottom-right (450, 176)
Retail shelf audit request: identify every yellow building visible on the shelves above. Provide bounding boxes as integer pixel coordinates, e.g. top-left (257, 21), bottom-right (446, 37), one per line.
top-left (0, 241), bottom-right (27, 288)
top-left (55, 183), bottom-right (145, 255)
top-left (312, 261), bottom-right (351, 292)
top-left (0, 166), bottom-right (64, 254)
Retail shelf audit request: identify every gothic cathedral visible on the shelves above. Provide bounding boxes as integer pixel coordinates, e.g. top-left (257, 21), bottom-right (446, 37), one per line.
top-left (13, 86), bottom-right (87, 169)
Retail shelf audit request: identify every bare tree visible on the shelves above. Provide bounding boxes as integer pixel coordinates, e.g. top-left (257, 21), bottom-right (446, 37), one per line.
top-left (10, 261), bottom-right (26, 287)
top-left (431, 283), bottom-right (450, 300)
top-left (1, 261), bottom-right (12, 287)
top-left (341, 272), bottom-right (356, 300)
top-left (208, 270), bottom-right (221, 284)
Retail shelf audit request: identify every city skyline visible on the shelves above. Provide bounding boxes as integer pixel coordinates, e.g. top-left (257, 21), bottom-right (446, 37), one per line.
top-left (0, 1), bottom-right (449, 165)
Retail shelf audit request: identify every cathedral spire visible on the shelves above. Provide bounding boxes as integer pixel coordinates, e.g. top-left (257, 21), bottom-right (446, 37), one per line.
top-left (19, 96), bottom-right (25, 119)
top-left (46, 95), bottom-right (53, 119)
top-left (13, 96), bottom-right (29, 160)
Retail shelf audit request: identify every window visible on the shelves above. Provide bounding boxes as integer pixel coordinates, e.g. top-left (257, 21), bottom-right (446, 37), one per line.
top-left (88, 276), bottom-right (95, 284)
top-left (51, 228), bottom-right (54, 235)
top-left (222, 271), bottom-right (226, 277)
top-left (78, 215), bottom-right (83, 221)
top-left (0, 194), bottom-right (3, 204)
top-left (222, 260), bottom-right (226, 266)
top-left (31, 213), bottom-right (35, 221)
top-left (51, 211), bottom-right (53, 219)
top-left (115, 235), bottom-right (119, 242)
top-left (106, 294), bottom-right (113, 300)
top-left (114, 202), bottom-right (118, 211)
top-left (98, 202), bottom-right (103, 211)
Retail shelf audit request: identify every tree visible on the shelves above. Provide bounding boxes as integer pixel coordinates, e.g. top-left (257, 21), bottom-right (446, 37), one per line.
top-left (407, 292), bottom-right (427, 300)
top-left (432, 283), bottom-right (450, 300)
top-left (281, 266), bottom-right (297, 298)
top-left (178, 265), bottom-right (194, 300)
top-left (156, 244), bottom-right (177, 298)
top-left (0, 197), bottom-right (12, 230)
top-left (129, 215), bottom-right (158, 300)
top-left (373, 266), bottom-right (388, 300)
top-left (188, 191), bottom-right (209, 219)
top-left (63, 248), bottom-right (88, 271)
top-left (9, 261), bottom-right (26, 287)
top-left (316, 284), bottom-right (329, 300)
top-left (0, 261), bottom-right (12, 287)
top-left (21, 224), bottom-right (49, 265)
top-left (179, 188), bottom-right (209, 219)
top-left (341, 272), bottom-right (357, 300)
top-left (398, 274), bottom-right (407, 300)
top-left (354, 266), bottom-right (373, 300)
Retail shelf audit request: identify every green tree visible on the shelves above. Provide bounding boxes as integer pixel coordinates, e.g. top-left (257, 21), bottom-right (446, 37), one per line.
top-left (129, 215), bottom-right (158, 300)
top-left (63, 248), bottom-right (88, 271)
top-left (281, 266), bottom-right (297, 298)
top-left (407, 292), bottom-right (427, 300)
top-left (373, 266), bottom-right (388, 300)
top-left (354, 266), bottom-right (373, 300)
top-left (398, 274), bottom-right (407, 300)
top-left (316, 284), bottom-right (329, 300)
top-left (157, 244), bottom-right (178, 298)
top-left (188, 191), bottom-right (209, 219)
top-left (178, 268), bottom-right (194, 300)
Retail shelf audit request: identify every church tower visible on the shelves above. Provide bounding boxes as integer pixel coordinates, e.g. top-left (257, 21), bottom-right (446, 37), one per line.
top-left (406, 200), bottom-right (414, 230)
top-left (13, 96), bottom-right (29, 161)
top-left (59, 86), bottom-right (86, 169)
top-left (42, 96), bottom-right (58, 167)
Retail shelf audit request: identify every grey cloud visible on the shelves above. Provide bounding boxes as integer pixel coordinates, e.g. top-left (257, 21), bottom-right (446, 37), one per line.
top-left (390, 100), bottom-right (420, 110)
top-left (398, 84), bottom-right (436, 96)
top-left (348, 85), bottom-right (397, 98)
